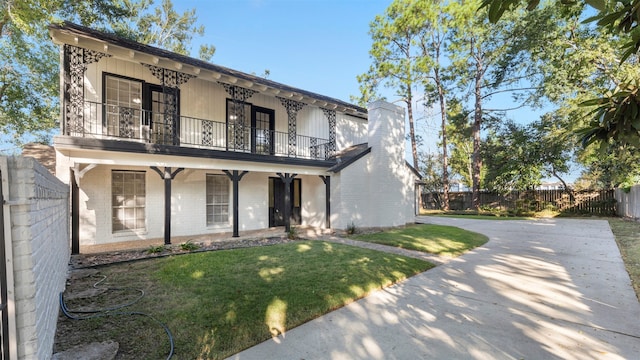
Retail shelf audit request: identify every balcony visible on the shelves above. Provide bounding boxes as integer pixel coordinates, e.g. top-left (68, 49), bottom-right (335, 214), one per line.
top-left (64, 101), bottom-right (332, 161)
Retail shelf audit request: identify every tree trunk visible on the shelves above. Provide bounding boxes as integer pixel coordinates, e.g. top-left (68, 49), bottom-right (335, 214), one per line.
top-left (406, 88), bottom-right (422, 212)
top-left (406, 89), bottom-right (419, 170)
top-left (472, 56), bottom-right (483, 210)
top-left (435, 66), bottom-right (449, 210)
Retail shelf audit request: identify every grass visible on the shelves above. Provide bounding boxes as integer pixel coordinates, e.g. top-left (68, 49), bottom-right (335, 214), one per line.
top-left (350, 224), bottom-right (489, 257)
top-left (608, 218), bottom-right (640, 300)
top-left (55, 241), bottom-right (433, 359)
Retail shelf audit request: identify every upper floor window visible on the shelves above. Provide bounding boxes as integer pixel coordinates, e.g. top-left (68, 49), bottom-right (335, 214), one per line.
top-left (104, 75), bottom-right (142, 138)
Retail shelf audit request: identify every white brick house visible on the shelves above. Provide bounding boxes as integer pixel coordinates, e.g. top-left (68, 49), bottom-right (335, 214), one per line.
top-left (49, 22), bottom-right (421, 252)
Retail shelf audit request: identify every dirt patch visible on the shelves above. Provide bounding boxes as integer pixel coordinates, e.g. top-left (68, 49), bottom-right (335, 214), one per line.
top-left (56, 235), bottom-right (298, 359)
top-left (70, 235), bottom-right (295, 269)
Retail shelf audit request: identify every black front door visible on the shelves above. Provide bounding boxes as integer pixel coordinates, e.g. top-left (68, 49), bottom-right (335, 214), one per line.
top-left (269, 177), bottom-right (301, 227)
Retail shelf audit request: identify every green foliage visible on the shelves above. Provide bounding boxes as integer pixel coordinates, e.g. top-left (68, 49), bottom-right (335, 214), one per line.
top-left (110, 0), bottom-right (215, 61)
top-left (147, 245), bottom-right (166, 254)
top-left (287, 225), bottom-right (298, 240)
top-left (0, 0), bottom-right (215, 146)
top-left (179, 241), bottom-right (199, 251)
top-left (579, 80), bottom-right (640, 149)
top-left (0, 0), bottom-right (132, 144)
top-left (482, 115), bottom-right (575, 192)
top-left (346, 222), bottom-right (357, 235)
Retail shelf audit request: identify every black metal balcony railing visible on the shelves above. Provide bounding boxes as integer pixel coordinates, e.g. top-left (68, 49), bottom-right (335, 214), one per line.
top-left (67, 101), bottom-right (332, 160)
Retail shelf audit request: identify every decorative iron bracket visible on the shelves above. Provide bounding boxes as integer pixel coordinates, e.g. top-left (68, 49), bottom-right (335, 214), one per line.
top-left (278, 97), bottom-right (306, 156)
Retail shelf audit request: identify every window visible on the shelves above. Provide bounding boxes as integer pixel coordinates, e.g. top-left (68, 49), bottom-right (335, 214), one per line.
top-left (112, 171), bottom-right (146, 232)
top-left (206, 174), bottom-right (230, 225)
top-left (104, 75), bottom-right (142, 138)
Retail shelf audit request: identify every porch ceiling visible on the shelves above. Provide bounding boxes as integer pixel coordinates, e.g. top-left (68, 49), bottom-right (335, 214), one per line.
top-left (49, 22), bottom-right (368, 119)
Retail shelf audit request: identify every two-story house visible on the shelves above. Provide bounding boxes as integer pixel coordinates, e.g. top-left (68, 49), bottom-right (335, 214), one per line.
top-left (49, 22), bottom-right (421, 253)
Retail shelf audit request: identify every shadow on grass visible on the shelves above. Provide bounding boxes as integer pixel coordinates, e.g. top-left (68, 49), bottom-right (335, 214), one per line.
top-left (57, 241), bottom-right (433, 359)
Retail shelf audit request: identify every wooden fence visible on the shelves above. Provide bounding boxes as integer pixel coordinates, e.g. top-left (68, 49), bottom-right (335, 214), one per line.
top-left (422, 189), bottom-right (617, 215)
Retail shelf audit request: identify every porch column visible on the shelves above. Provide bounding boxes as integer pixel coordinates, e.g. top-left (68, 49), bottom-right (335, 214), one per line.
top-left (70, 168), bottom-right (80, 255)
top-left (143, 65), bottom-right (195, 145)
top-left (278, 97), bottom-right (306, 157)
top-left (223, 170), bottom-right (249, 237)
top-left (277, 173), bottom-right (297, 233)
top-left (319, 175), bottom-right (331, 228)
top-left (151, 166), bottom-right (184, 245)
top-left (63, 45), bottom-right (111, 136)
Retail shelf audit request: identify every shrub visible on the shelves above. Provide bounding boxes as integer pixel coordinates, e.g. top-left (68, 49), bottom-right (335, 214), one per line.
top-left (346, 222), bottom-right (357, 235)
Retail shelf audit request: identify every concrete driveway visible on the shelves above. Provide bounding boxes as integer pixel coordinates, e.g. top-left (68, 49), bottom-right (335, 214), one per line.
top-left (230, 217), bottom-right (640, 359)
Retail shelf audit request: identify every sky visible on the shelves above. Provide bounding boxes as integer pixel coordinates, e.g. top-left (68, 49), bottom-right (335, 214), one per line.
top-left (172, 0), bottom-right (550, 154)
top-left (174, 0), bottom-right (389, 105)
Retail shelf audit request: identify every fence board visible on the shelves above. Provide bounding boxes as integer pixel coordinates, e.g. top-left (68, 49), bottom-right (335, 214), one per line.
top-left (423, 189), bottom-right (616, 215)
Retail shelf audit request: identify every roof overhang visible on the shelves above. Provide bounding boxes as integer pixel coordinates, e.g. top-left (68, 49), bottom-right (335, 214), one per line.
top-left (49, 22), bottom-right (368, 119)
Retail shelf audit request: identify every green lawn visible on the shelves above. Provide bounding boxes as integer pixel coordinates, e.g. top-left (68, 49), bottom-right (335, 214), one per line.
top-left (350, 224), bottom-right (489, 257)
top-left (608, 218), bottom-right (640, 300)
top-left (56, 241), bottom-right (433, 359)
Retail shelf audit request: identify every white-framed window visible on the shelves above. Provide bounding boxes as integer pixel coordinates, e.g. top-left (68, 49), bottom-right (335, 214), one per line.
top-left (206, 174), bottom-right (230, 226)
top-left (112, 170), bottom-right (146, 232)
top-left (104, 74), bottom-right (142, 137)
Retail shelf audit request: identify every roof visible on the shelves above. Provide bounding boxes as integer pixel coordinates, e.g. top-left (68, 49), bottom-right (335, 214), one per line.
top-left (49, 21), bottom-right (368, 119)
top-left (327, 143), bottom-right (371, 173)
top-left (327, 143), bottom-right (423, 179)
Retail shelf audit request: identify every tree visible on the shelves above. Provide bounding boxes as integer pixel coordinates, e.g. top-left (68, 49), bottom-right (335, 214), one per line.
top-left (446, 99), bottom-right (477, 189)
top-left (419, 151), bottom-right (446, 209)
top-left (0, 0), bottom-right (132, 146)
top-left (110, 0), bottom-right (216, 61)
top-left (417, 0), bottom-right (451, 209)
top-left (482, 115), bottom-right (575, 193)
top-left (0, 0), bottom-right (216, 147)
top-left (356, 0), bottom-right (434, 169)
top-left (481, 0), bottom-right (640, 150)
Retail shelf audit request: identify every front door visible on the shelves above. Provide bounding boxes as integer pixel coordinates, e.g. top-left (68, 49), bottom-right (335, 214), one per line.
top-left (269, 177), bottom-right (301, 227)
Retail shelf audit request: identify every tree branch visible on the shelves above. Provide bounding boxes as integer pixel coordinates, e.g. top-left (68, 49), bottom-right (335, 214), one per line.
top-left (481, 86), bottom-right (541, 99)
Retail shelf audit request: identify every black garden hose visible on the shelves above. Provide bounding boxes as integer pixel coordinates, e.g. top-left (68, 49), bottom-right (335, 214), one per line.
top-left (58, 275), bottom-right (174, 359)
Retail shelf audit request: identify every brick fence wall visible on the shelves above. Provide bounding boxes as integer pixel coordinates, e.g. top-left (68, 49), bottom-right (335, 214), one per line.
top-left (2, 156), bottom-right (69, 359)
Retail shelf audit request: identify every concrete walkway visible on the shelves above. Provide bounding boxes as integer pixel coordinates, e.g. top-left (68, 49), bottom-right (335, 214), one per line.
top-left (230, 217), bottom-right (640, 359)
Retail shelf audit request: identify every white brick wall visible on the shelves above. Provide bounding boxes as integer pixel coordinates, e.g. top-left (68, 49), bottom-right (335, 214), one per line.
top-left (332, 100), bottom-right (418, 229)
top-left (4, 156), bottom-right (70, 359)
top-left (72, 165), bottom-right (326, 245)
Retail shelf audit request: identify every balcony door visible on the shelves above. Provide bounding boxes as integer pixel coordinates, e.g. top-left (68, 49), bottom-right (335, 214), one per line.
top-left (252, 106), bottom-right (274, 155)
top-left (226, 99), bottom-right (274, 154)
top-left (145, 84), bottom-right (179, 145)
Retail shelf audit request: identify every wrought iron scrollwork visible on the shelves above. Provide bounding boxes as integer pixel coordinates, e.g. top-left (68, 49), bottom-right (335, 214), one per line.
top-left (64, 45), bottom-right (111, 135)
top-left (119, 107), bottom-right (136, 138)
top-left (278, 97), bottom-right (306, 156)
top-left (220, 83), bottom-right (257, 151)
top-left (143, 64), bottom-right (195, 145)
top-left (322, 108), bottom-right (337, 156)
top-left (202, 120), bottom-right (214, 146)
